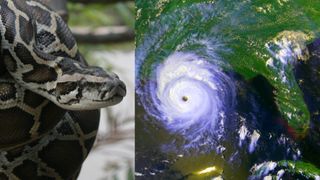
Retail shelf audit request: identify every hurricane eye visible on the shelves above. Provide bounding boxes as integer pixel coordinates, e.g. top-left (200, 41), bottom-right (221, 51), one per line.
top-left (182, 96), bottom-right (188, 102)
top-left (138, 52), bottom-right (236, 150)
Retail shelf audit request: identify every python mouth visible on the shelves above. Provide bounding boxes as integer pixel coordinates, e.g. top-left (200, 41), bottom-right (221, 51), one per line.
top-left (102, 89), bottom-right (125, 105)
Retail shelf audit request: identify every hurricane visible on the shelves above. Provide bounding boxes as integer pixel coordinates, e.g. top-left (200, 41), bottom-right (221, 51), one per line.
top-left (135, 1), bottom-right (320, 178)
top-left (138, 52), bottom-right (236, 149)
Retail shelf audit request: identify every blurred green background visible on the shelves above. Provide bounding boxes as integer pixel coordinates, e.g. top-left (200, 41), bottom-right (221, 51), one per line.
top-left (67, 1), bottom-right (134, 180)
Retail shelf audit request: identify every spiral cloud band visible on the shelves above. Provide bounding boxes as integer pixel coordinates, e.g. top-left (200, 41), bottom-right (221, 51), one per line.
top-left (140, 52), bottom-right (236, 148)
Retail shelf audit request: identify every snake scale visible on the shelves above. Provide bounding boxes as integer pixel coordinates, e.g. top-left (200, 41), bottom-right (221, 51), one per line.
top-left (0, 0), bottom-right (126, 179)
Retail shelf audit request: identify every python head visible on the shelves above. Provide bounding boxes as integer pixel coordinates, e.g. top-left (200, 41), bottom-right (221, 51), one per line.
top-left (49, 63), bottom-right (127, 111)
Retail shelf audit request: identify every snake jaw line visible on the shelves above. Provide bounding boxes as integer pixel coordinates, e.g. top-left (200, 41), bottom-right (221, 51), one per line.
top-left (51, 78), bottom-right (126, 110)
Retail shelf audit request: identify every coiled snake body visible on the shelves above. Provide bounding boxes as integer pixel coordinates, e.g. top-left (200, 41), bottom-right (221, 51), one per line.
top-left (0, 0), bottom-right (126, 179)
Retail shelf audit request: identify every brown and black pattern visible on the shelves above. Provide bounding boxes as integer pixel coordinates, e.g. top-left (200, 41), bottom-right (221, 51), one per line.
top-left (0, 82), bottom-right (16, 102)
top-left (0, 111), bottom-right (99, 180)
top-left (0, 0), bottom-right (126, 179)
top-left (0, 0), bottom-right (125, 110)
top-left (0, 77), bottom-right (65, 149)
top-left (22, 64), bottom-right (58, 83)
top-left (0, 0), bottom-right (16, 44)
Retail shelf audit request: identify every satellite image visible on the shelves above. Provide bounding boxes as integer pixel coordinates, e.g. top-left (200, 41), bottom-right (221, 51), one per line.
top-left (135, 0), bottom-right (320, 179)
